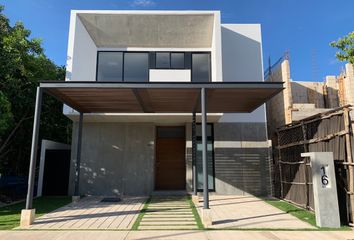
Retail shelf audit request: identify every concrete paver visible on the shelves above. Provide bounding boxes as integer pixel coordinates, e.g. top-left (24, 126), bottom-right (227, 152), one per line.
top-left (0, 230), bottom-right (353, 240)
top-left (197, 195), bottom-right (316, 229)
top-left (21, 196), bottom-right (145, 230)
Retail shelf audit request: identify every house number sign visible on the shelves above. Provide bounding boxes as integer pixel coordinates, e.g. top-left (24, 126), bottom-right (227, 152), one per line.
top-left (320, 165), bottom-right (330, 188)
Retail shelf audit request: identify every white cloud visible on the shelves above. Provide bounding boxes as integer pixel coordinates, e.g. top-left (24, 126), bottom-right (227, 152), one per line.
top-left (131, 0), bottom-right (156, 7)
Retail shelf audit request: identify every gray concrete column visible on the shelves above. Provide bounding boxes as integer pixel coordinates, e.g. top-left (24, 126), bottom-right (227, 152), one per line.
top-left (74, 112), bottom-right (83, 196)
top-left (201, 88), bottom-right (209, 209)
top-left (26, 87), bottom-right (43, 209)
top-left (192, 111), bottom-right (197, 196)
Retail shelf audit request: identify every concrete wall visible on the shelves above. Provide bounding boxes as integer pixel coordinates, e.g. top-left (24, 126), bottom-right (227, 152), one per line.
top-left (185, 122), bottom-right (271, 196)
top-left (69, 122), bottom-right (155, 196)
top-left (325, 76), bottom-right (339, 108)
top-left (343, 64), bottom-right (354, 105)
top-left (265, 59), bottom-right (292, 139)
top-left (70, 121), bottom-right (271, 197)
top-left (291, 81), bottom-right (325, 108)
top-left (266, 61), bottom-right (354, 138)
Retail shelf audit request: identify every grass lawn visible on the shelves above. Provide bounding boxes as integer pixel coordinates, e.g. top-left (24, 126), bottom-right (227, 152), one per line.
top-left (131, 197), bottom-right (151, 230)
top-left (0, 196), bottom-right (71, 230)
top-left (265, 198), bottom-right (350, 230)
top-left (187, 195), bottom-right (204, 230)
top-left (265, 199), bottom-right (316, 226)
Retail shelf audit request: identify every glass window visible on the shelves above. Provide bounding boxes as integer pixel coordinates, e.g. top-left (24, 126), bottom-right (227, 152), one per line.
top-left (97, 52), bottom-right (123, 82)
top-left (196, 140), bottom-right (214, 190)
top-left (192, 53), bottom-right (211, 82)
top-left (123, 53), bottom-right (149, 82)
top-left (171, 53), bottom-right (185, 69)
top-left (195, 124), bottom-right (215, 191)
top-left (156, 52), bottom-right (170, 69)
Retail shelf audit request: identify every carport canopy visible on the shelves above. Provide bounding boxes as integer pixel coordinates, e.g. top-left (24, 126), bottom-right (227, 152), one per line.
top-left (23, 81), bottom-right (283, 225)
top-left (41, 81), bottom-right (283, 113)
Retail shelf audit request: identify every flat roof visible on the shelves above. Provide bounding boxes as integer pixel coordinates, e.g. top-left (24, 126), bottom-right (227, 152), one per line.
top-left (40, 81), bottom-right (283, 114)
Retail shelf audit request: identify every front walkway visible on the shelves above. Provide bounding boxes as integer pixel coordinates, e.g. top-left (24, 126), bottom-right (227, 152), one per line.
top-left (138, 196), bottom-right (198, 230)
top-left (197, 195), bottom-right (315, 229)
top-left (24, 196), bottom-right (145, 230)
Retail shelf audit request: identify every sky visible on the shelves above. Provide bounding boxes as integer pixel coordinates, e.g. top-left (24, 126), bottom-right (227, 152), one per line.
top-left (2, 0), bottom-right (354, 81)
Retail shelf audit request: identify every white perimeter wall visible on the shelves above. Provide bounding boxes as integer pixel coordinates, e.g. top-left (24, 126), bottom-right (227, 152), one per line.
top-left (219, 24), bottom-right (266, 123)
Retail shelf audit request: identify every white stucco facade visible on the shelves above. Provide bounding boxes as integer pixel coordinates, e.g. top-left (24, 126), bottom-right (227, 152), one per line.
top-left (64, 10), bottom-right (272, 197)
top-left (64, 10), bottom-right (266, 125)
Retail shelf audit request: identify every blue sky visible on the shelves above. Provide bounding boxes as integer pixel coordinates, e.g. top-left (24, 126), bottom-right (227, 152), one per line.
top-left (2, 0), bottom-right (354, 81)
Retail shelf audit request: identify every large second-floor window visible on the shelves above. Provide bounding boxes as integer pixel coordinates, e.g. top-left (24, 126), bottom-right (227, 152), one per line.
top-left (96, 51), bottom-right (211, 82)
top-left (97, 52), bottom-right (123, 82)
top-left (192, 53), bottom-right (211, 82)
top-left (123, 53), bottom-right (149, 82)
top-left (97, 52), bottom-right (149, 82)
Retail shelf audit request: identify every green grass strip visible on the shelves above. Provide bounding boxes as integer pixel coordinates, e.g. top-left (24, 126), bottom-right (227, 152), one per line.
top-left (0, 196), bottom-right (71, 230)
top-left (265, 198), bottom-right (350, 230)
top-left (187, 195), bottom-right (204, 230)
top-left (131, 197), bottom-right (151, 230)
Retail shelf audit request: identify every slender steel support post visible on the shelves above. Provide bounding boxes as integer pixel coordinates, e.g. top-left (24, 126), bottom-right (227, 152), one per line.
top-left (25, 87), bottom-right (43, 209)
top-left (192, 111), bottom-right (197, 195)
top-left (74, 112), bottom-right (83, 196)
top-left (201, 88), bottom-right (209, 209)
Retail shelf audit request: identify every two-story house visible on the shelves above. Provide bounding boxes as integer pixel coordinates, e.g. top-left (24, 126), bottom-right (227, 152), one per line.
top-left (63, 10), bottom-right (274, 197)
top-left (21, 10), bottom-right (284, 227)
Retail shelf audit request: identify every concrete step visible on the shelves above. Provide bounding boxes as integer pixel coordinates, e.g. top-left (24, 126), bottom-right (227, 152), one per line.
top-left (142, 218), bottom-right (195, 221)
top-left (140, 222), bottom-right (197, 226)
top-left (143, 215), bottom-right (195, 219)
top-left (139, 225), bottom-right (198, 230)
top-left (151, 191), bottom-right (187, 196)
top-left (145, 210), bottom-right (192, 213)
top-left (148, 205), bottom-right (190, 207)
top-left (144, 214), bottom-right (194, 218)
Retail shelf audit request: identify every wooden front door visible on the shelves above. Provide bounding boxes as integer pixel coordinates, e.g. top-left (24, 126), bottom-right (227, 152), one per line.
top-left (155, 126), bottom-right (186, 190)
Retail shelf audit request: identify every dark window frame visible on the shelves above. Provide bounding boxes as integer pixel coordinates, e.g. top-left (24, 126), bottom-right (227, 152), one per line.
top-left (191, 52), bottom-right (212, 82)
top-left (96, 51), bottom-right (124, 82)
top-left (123, 52), bottom-right (150, 82)
top-left (155, 52), bottom-right (186, 70)
top-left (195, 123), bottom-right (215, 192)
top-left (96, 51), bottom-right (150, 82)
top-left (171, 52), bottom-right (186, 69)
top-left (155, 52), bottom-right (171, 69)
top-left (96, 51), bottom-right (212, 82)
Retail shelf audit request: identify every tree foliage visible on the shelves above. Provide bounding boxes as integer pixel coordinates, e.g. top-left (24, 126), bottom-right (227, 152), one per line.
top-left (0, 5), bottom-right (71, 175)
top-left (330, 31), bottom-right (354, 64)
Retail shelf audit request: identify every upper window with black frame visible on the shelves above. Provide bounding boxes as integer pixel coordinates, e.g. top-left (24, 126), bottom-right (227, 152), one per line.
top-left (156, 52), bottom-right (170, 69)
top-left (192, 53), bottom-right (211, 82)
top-left (156, 52), bottom-right (185, 69)
top-left (123, 52), bottom-right (149, 82)
top-left (171, 53), bottom-right (185, 69)
top-left (97, 52), bottom-right (123, 82)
